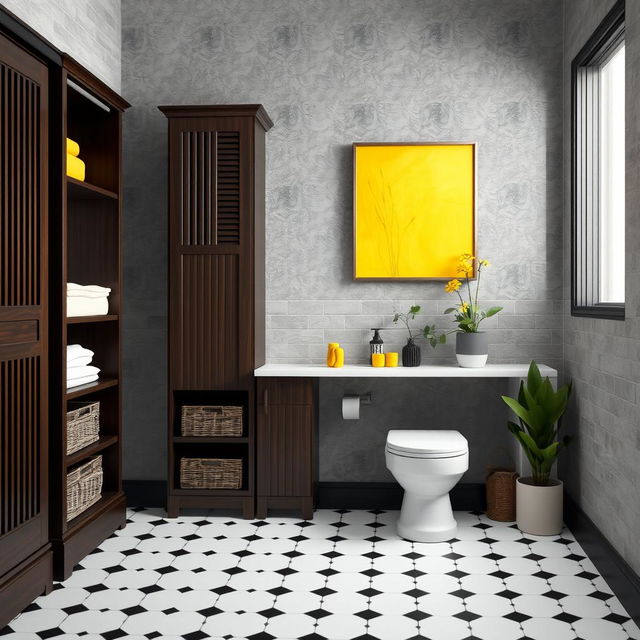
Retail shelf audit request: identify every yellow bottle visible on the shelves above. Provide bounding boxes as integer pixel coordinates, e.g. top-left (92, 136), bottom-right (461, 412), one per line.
top-left (326, 342), bottom-right (339, 367)
top-left (334, 347), bottom-right (345, 368)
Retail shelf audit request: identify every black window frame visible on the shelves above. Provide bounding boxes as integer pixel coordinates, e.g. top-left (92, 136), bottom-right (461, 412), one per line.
top-left (571, 0), bottom-right (625, 320)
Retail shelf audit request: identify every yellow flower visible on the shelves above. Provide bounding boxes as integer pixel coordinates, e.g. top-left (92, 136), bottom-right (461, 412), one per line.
top-left (445, 279), bottom-right (462, 293)
top-left (459, 302), bottom-right (469, 313)
top-left (479, 259), bottom-right (490, 267)
top-left (457, 253), bottom-right (475, 274)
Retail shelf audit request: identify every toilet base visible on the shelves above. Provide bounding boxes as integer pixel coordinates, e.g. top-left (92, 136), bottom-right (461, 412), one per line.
top-left (397, 491), bottom-right (458, 542)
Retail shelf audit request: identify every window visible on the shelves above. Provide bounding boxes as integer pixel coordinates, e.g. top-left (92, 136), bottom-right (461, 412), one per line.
top-left (572, 0), bottom-right (625, 318)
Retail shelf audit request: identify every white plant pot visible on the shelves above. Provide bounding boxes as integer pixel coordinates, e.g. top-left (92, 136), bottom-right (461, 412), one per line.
top-left (516, 477), bottom-right (563, 535)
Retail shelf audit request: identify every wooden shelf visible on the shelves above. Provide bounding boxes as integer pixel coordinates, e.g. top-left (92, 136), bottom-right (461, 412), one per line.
top-left (67, 176), bottom-right (118, 200)
top-left (65, 491), bottom-right (120, 534)
top-left (173, 436), bottom-right (249, 444)
top-left (66, 377), bottom-right (118, 400)
top-left (66, 434), bottom-right (118, 467)
top-left (66, 314), bottom-right (118, 325)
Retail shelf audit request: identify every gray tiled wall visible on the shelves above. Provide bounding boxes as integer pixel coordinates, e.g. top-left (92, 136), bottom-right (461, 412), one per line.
top-left (0, 0), bottom-right (121, 91)
top-left (121, 0), bottom-right (564, 482)
top-left (563, 0), bottom-right (640, 576)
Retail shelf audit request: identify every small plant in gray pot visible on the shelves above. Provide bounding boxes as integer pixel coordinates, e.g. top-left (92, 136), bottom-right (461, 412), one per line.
top-left (501, 361), bottom-right (572, 535)
top-left (443, 254), bottom-right (502, 367)
top-left (393, 305), bottom-right (444, 366)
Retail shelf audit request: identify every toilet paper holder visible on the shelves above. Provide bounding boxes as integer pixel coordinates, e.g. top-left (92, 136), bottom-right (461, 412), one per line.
top-left (342, 393), bottom-right (372, 420)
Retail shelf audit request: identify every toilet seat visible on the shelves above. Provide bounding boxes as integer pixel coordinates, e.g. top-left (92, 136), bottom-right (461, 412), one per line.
top-left (386, 430), bottom-right (468, 459)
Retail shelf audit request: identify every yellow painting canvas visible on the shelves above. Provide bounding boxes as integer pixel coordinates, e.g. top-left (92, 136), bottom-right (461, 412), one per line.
top-left (353, 143), bottom-right (476, 279)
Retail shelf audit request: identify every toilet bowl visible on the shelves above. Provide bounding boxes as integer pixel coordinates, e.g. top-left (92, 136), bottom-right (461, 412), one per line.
top-left (386, 430), bottom-right (469, 542)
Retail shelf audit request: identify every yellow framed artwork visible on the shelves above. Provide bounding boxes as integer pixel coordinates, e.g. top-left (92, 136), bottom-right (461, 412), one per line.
top-left (353, 142), bottom-right (476, 280)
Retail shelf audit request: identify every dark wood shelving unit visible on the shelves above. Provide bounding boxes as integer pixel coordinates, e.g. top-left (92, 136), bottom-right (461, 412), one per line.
top-left (160, 105), bottom-right (272, 519)
top-left (49, 56), bottom-right (129, 580)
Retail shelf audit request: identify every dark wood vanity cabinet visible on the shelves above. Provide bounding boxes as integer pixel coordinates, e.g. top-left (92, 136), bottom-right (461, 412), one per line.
top-left (0, 32), bottom-right (53, 626)
top-left (256, 378), bottom-right (316, 519)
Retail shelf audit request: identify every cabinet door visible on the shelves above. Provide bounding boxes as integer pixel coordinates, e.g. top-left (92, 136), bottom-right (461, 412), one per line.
top-left (257, 378), bottom-right (314, 497)
top-left (0, 33), bottom-right (49, 576)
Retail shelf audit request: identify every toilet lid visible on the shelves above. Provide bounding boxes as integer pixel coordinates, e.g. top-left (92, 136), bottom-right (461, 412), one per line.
top-left (386, 430), bottom-right (468, 458)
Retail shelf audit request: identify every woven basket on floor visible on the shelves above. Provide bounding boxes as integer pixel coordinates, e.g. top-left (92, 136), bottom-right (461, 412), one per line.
top-left (66, 400), bottom-right (100, 454)
top-left (180, 457), bottom-right (242, 489)
top-left (486, 469), bottom-right (518, 522)
top-left (180, 405), bottom-right (243, 437)
top-left (67, 455), bottom-right (103, 521)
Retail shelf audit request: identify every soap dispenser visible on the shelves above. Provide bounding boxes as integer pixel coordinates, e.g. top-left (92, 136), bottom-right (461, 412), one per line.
top-left (370, 328), bottom-right (384, 356)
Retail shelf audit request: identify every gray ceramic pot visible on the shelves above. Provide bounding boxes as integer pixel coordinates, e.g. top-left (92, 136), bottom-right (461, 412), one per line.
top-left (516, 477), bottom-right (563, 536)
top-left (455, 332), bottom-right (488, 368)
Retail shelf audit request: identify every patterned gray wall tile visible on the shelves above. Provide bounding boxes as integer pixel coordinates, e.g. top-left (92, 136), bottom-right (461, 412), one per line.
top-left (121, 0), bottom-right (563, 482)
top-left (0, 0), bottom-right (121, 91)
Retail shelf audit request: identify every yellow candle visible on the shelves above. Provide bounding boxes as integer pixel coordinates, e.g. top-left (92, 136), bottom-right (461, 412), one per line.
top-left (385, 352), bottom-right (398, 367)
top-left (371, 353), bottom-right (385, 367)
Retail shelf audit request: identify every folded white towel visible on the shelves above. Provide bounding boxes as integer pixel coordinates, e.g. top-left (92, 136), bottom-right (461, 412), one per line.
top-left (67, 355), bottom-right (93, 368)
top-left (67, 297), bottom-right (109, 318)
top-left (67, 283), bottom-right (111, 298)
top-left (67, 365), bottom-right (100, 382)
top-left (66, 373), bottom-right (99, 389)
top-left (67, 344), bottom-right (94, 364)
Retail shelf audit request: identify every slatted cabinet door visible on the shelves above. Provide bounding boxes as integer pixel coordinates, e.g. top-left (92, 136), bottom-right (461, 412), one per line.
top-left (0, 33), bottom-right (52, 625)
top-left (256, 378), bottom-right (316, 520)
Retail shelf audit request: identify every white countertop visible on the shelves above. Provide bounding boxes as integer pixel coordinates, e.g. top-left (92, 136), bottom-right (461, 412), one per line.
top-left (254, 363), bottom-right (558, 378)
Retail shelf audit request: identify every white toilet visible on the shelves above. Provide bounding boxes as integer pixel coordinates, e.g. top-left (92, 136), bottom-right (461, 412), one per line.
top-left (386, 430), bottom-right (469, 542)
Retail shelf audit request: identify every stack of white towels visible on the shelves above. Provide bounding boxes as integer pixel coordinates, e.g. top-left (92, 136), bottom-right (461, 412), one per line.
top-left (67, 283), bottom-right (111, 317)
top-left (67, 344), bottom-right (100, 389)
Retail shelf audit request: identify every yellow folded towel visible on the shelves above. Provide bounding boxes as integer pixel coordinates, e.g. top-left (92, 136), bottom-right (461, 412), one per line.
top-left (66, 153), bottom-right (85, 181)
top-left (66, 138), bottom-right (80, 157)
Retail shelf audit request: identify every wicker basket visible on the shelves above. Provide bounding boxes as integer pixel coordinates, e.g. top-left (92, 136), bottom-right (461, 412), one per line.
top-left (486, 470), bottom-right (518, 522)
top-left (67, 455), bottom-right (103, 521)
top-left (66, 401), bottom-right (100, 455)
top-left (180, 457), bottom-right (242, 490)
top-left (180, 405), bottom-right (243, 437)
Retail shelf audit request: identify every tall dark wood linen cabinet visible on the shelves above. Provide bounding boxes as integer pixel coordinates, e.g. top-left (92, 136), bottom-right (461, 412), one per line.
top-left (160, 105), bottom-right (273, 518)
top-left (0, 33), bottom-right (53, 625)
top-left (49, 58), bottom-right (129, 580)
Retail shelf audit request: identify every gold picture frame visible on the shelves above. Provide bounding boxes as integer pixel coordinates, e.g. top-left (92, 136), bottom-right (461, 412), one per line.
top-left (353, 142), bottom-right (477, 280)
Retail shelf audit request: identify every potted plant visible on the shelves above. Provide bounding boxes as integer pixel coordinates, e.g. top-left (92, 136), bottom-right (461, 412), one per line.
top-left (501, 361), bottom-right (572, 535)
top-left (393, 305), bottom-right (443, 366)
top-left (444, 254), bottom-right (502, 367)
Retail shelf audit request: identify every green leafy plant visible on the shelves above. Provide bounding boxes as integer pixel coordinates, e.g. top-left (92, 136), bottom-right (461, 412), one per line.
top-left (501, 361), bottom-right (572, 486)
top-left (443, 254), bottom-right (502, 333)
top-left (393, 305), bottom-right (445, 348)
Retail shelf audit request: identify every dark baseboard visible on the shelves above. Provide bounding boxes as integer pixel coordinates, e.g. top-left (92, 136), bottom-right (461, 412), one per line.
top-left (564, 494), bottom-right (640, 625)
top-left (316, 482), bottom-right (486, 512)
top-left (123, 480), bottom-right (166, 508)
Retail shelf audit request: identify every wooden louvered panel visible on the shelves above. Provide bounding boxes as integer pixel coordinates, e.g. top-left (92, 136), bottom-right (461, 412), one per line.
top-left (216, 131), bottom-right (240, 244)
top-left (179, 130), bottom-right (241, 246)
top-left (1, 64), bottom-right (41, 307)
top-left (0, 357), bottom-right (40, 536)
top-left (178, 254), bottom-right (239, 388)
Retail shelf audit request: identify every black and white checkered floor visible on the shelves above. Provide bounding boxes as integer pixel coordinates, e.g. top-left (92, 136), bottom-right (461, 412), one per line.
top-left (2, 508), bottom-right (639, 640)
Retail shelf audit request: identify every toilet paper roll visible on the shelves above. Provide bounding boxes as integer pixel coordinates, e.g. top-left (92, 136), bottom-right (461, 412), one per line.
top-left (342, 395), bottom-right (360, 420)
